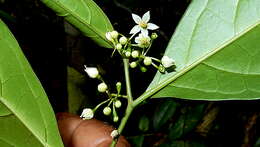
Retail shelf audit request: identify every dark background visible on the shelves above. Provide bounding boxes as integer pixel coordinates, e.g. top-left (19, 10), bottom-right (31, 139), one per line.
top-left (0, 0), bottom-right (259, 146)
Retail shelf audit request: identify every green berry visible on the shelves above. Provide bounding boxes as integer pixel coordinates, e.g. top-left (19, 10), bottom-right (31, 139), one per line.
top-left (151, 33), bottom-right (158, 39)
top-left (131, 50), bottom-right (139, 58)
top-left (143, 57), bottom-right (152, 66)
top-left (130, 62), bottom-right (137, 68)
top-left (119, 36), bottom-right (127, 45)
top-left (97, 82), bottom-right (108, 93)
top-left (103, 107), bottom-right (112, 116)
top-left (114, 100), bottom-right (122, 108)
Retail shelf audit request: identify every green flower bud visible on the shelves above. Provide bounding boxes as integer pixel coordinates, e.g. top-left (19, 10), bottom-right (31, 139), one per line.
top-left (151, 33), bottom-right (158, 39)
top-left (130, 62), bottom-right (137, 68)
top-left (113, 116), bottom-right (119, 122)
top-left (131, 50), bottom-right (139, 58)
top-left (98, 82), bottom-right (108, 93)
top-left (110, 31), bottom-right (119, 39)
top-left (119, 36), bottom-right (127, 45)
top-left (125, 51), bottom-right (131, 57)
top-left (158, 64), bottom-right (166, 73)
top-left (103, 107), bottom-right (112, 116)
top-left (116, 82), bottom-right (122, 93)
top-left (140, 66), bottom-right (147, 72)
top-left (143, 57), bottom-right (152, 66)
top-left (114, 100), bottom-right (122, 108)
top-left (115, 43), bottom-right (122, 50)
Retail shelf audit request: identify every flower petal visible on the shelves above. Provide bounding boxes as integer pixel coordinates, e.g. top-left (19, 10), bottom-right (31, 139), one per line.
top-left (130, 25), bottom-right (141, 34)
top-left (141, 28), bottom-right (148, 36)
top-left (142, 11), bottom-right (150, 23)
top-left (132, 13), bottom-right (142, 24)
top-left (147, 23), bottom-right (159, 30)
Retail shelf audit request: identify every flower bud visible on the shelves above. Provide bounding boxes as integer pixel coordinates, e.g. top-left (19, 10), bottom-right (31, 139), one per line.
top-left (158, 64), bottom-right (166, 73)
top-left (130, 62), bottom-right (137, 68)
top-left (161, 56), bottom-right (175, 68)
top-left (84, 66), bottom-right (99, 78)
top-left (98, 82), bottom-right (108, 93)
top-left (131, 50), bottom-right (139, 58)
top-left (151, 33), bottom-right (158, 39)
top-left (113, 116), bottom-right (119, 122)
top-left (103, 107), bottom-right (112, 116)
top-left (125, 51), bottom-right (131, 57)
top-left (140, 66), bottom-right (147, 72)
top-left (119, 36), bottom-right (127, 45)
top-left (110, 130), bottom-right (119, 138)
top-left (114, 100), bottom-right (122, 108)
top-left (80, 108), bottom-right (94, 120)
top-left (115, 43), bottom-right (122, 50)
top-left (143, 57), bottom-right (152, 66)
top-left (110, 31), bottom-right (119, 39)
top-left (116, 82), bottom-right (122, 93)
top-left (105, 32), bottom-right (113, 42)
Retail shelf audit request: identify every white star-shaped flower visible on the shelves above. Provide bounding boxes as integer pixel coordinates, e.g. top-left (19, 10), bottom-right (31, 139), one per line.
top-left (130, 11), bottom-right (159, 36)
top-left (161, 56), bottom-right (175, 68)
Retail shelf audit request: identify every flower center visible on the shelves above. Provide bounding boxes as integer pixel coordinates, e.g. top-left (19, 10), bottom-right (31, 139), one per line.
top-left (139, 21), bottom-right (147, 29)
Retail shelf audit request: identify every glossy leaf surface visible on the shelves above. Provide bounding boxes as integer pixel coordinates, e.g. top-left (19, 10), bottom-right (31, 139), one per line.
top-left (147, 0), bottom-right (260, 100)
top-left (41, 0), bottom-right (114, 48)
top-left (0, 20), bottom-right (63, 147)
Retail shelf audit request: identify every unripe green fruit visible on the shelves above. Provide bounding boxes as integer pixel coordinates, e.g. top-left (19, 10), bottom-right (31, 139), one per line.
top-left (114, 100), bottom-right (122, 108)
top-left (151, 33), bottom-right (158, 39)
top-left (119, 36), bottom-right (127, 45)
top-left (143, 57), bottom-right (152, 66)
top-left (98, 83), bottom-right (108, 93)
top-left (130, 62), bottom-right (137, 68)
top-left (103, 107), bottom-right (112, 116)
top-left (131, 50), bottom-right (139, 58)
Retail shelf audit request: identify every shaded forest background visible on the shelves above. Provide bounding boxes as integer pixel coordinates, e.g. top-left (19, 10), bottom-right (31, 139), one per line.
top-left (0, 0), bottom-right (259, 146)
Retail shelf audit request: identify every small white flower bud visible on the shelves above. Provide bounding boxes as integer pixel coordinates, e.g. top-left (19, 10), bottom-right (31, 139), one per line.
top-left (131, 50), bottom-right (139, 58)
top-left (98, 82), bottom-right (108, 93)
top-left (130, 62), bottom-right (137, 68)
top-left (115, 43), bottom-right (122, 50)
top-left (161, 56), bottom-right (175, 68)
top-left (80, 108), bottom-right (94, 120)
top-left (111, 130), bottom-right (119, 138)
top-left (110, 31), bottom-right (119, 39)
top-left (119, 36), bottom-right (127, 45)
top-left (113, 116), bottom-right (119, 122)
top-left (143, 57), bottom-right (152, 66)
top-left (125, 51), bottom-right (131, 57)
top-left (114, 100), bottom-right (122, 108)
top-left (105, 32), bottom-right (113, 42)
top-left (84, 66), bottom-right (99, 78)
top-left (116, 82), bottom-right (122, 93)
top-left (103, 107), bottom-right (112, 116)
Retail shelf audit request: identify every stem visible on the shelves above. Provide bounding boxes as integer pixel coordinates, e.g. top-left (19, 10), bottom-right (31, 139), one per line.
top-left (110, 58), bottom-right (134, 147)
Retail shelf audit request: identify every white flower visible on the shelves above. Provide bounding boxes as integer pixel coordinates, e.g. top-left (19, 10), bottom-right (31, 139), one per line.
top-left (130, 11), bottom-right (159, 36)
top-left (135, 33), bottom-right (151, 48)
top-left (80, 108), bottom-right (94, 120)
top-left (161, 56), bottom-right (175, 68)
top-left (110, 130), bottom-right (119, 138)
top-left (105, 32), bottom-right (113, 42)
top-left (84, 66), bottom-right (99, 78)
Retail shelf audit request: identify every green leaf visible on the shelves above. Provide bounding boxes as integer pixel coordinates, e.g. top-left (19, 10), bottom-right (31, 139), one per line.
top-left (146, 0), bottom-right (260, 100)
top-left (128, 135), bottom-right (144, 147)
top-left (159, 140), bottom-right (206, 147)
top-left (168, 104), bottom-right (205, 140)
top-left (0, 20), bottom-right (63, 147)
top-left (138, 115), bottom-right (149, 132)
top-left (40, 0), bottom-right (114, 48)
top-left (153, 99), bottom-right (179, 131)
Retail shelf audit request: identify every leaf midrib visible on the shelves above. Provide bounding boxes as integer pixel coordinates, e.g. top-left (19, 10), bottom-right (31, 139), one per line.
top-left (133, 20), bottom-right (260, 106)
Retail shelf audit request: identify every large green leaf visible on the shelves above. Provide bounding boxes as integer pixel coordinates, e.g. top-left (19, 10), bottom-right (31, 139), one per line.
top-left (41, 0), bottom-right (114, 48)
top-left (147, 0), bottom-right (260, 100)
top-left (0, 20), bottom-right (63, 147)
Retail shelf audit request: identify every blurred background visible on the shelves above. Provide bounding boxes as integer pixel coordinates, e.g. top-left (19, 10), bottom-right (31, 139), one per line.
top-left (0, 0), bottom-right (259, 146)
